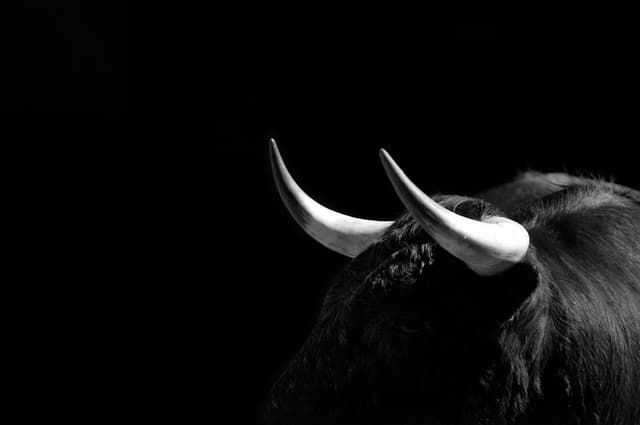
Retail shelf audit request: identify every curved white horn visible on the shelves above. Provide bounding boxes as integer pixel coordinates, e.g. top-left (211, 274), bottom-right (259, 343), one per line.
top-left (379, 149), bottom-right (529, 276)
top-left (269, 139), bottom-right (393, 257)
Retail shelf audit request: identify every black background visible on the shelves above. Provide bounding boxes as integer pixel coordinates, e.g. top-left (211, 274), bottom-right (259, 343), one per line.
top-left (8, 2), bottom-right (638, 423)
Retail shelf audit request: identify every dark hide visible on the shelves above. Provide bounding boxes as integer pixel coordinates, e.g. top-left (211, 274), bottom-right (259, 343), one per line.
top-left (263, 173), bottom-right (640, 425)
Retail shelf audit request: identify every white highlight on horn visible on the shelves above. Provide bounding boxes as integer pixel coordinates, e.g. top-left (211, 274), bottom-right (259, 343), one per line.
top-left (269, 139), bottom-right (393, 257)
top-left (379, 149), bottom-right (530, 276)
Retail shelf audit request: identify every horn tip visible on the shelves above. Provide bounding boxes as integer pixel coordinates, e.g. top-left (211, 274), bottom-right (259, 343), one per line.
top-left (268, 138), bottom-right (281, 159)
top-left (378, 148), bottom-right (399, 175)
top-left (378, 148), bottom-right (392, 164)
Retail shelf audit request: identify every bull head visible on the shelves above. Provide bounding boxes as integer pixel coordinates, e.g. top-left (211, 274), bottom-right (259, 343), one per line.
top-left (265, 140), bottom-right (539, 425)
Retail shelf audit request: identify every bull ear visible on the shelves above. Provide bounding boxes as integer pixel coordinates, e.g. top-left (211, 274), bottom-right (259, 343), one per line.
top-left (379, 149), bottom-right (530, 276)
top-left (269, 139), bottom-right (393, 257)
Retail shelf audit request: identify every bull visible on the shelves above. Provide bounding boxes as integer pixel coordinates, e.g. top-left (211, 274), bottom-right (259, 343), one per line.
top-left (263, 139), bottom-right (640, 425)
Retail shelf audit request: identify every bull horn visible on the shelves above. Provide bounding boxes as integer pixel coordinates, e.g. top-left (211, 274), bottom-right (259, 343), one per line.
top-left (379, 149), bottom-right (529, 276)
top-left (269, 139), bottom-right (393, 257)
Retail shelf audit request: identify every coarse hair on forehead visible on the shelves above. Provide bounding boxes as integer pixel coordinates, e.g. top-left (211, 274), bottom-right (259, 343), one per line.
top-left (316, 194), bottom-right (510, 342)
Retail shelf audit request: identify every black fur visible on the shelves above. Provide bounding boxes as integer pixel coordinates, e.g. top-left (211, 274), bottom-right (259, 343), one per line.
top-left (263, 173), bottom-right (640, 425)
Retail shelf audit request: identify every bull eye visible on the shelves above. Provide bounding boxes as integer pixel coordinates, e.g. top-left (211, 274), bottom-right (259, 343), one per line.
top-left (396, 317), bottom-right (428, 335)
top-left (399, 323), bottom-right (423, 334)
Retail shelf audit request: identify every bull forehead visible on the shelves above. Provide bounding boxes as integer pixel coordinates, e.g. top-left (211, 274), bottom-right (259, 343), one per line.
top-left (321, 212), bottom-right (538, 332)
top-left (315, 195), bottom-right (521, 345)
top-left (327, 215), bottom-right (432, 292)
top-left (318, 223), bottom-right (434, 331)
top-left (322, 195), bottom-right (500, 305)
top-left (364, 242), bottom-right (434, 292)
